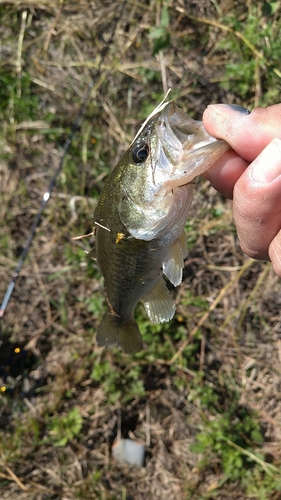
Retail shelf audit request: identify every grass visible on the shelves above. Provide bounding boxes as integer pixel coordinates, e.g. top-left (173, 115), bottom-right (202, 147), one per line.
top-left (1, 1), bottom-right (281, 499)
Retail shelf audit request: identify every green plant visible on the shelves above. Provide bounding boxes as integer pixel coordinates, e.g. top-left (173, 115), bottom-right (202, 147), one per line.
top-left (217, 4), bottom-right (281, 106)
top-left (148, 3), bottom-right (170, 55)
top-left (47, 407), bottom-right (83, 446)
top-left (191, 413), bottom-right (264, 479)
top-left (189, 380), bottom-right (274, 486)
top-left (244, 467), bottom-right (281, 500)
top-left (0, 72), bottom-right (41, 122)
top-left (91, 353), bottom-right (145, 404)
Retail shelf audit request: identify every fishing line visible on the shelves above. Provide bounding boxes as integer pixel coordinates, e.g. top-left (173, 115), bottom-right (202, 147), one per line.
top-left (0, 2), bottom-right (127, 320)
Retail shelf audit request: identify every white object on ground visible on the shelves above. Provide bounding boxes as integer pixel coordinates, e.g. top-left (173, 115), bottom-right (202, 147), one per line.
top-left (112, 438), bottom-right (145, 467)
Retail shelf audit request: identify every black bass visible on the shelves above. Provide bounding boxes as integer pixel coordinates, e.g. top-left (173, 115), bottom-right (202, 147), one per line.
top-left (94, 100), bottom-right (230, 354)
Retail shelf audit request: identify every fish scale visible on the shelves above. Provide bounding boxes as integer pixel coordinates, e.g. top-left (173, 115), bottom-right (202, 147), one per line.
top-left (96, 228), bottom-right (165, 318)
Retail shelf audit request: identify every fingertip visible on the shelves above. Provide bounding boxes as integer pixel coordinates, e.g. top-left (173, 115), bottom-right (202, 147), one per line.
top-left (250, 138), bottom-right (281, 184)
top-left (203, 104), bottom-right (250, 141)
top-left (205, 103), bottom-right (251, 116)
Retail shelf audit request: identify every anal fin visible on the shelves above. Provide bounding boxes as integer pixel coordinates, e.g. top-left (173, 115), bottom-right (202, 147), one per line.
top-left (142, 278), bottom-right (175, 324)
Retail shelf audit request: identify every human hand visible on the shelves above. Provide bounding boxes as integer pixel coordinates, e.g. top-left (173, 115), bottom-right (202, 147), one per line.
top-left (202, 103), bottom-right (281, 277)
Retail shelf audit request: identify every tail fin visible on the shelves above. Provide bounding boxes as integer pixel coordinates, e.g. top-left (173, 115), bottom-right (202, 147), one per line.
top-left (96, 312), bottom-right (143, 354)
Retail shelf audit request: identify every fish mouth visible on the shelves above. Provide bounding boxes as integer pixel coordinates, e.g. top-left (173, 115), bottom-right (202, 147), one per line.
top-left (155, 101), bottom-right (231, 185)
top-left (163, 101), bottom-right (219, 152)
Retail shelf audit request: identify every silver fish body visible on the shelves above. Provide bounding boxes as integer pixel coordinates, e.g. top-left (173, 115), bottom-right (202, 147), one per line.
top-left (94, 101), bottom-right (230, 353)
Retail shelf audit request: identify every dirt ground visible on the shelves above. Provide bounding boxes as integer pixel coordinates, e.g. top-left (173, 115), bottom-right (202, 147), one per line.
top-left (1, 1), bottom-right (281, 499)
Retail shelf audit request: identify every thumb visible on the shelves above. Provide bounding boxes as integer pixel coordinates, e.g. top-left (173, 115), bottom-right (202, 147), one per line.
top-left (203, 103), bottom-right (281, 161)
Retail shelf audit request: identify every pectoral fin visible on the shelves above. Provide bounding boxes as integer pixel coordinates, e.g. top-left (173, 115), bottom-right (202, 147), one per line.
top-left (142, 278), bottom-right (175, 323)
top-left (162, 231), bottom-right (187, 286)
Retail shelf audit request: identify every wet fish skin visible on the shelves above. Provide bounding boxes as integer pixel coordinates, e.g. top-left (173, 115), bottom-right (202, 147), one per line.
top-left (94, 101), bottom-right (230, 354)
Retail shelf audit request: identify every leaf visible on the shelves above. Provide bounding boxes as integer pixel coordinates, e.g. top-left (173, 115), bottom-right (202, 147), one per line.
top-left (152, 34), bottom-right (170, 55)
top-left (190, 442), bottom-right (207, 453)
top-left (148, 5), bottom-right (170, 55)
top-left (148, 27), bottom-right (165, 39)
top-left (160, 5), bottom-right (170, 28)
top-left (262, 2), bottom-right (279, 15)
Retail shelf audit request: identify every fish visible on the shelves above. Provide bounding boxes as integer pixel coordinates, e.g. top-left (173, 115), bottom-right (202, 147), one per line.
top-left (94, 99), bottom-right (230, 354)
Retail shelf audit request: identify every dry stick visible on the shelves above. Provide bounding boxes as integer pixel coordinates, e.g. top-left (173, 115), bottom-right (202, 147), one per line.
top-left (169, 258), bottom-right (255, 366)
top-left (16, 10), bottom-right (27, 83)
top-left (155, 0), bottom-right (168, 94)
top-left (0, 470), bottom-right (63, 495)
top-left (4, 466), bottom-right (28, 491)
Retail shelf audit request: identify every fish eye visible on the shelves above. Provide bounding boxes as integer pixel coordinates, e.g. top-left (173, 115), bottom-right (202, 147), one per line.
top-left (132, 143), bottom-right (149, 164)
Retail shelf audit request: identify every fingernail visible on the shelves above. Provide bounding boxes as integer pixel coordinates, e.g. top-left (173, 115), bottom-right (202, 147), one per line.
top-left (207, 104), bottom-right (251, 115)
top-left (251, 138), bottom-right (281, 183)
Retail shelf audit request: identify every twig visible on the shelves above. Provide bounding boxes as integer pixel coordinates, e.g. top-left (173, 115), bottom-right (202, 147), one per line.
top-left (4, 466), bottom-right (28, 491)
